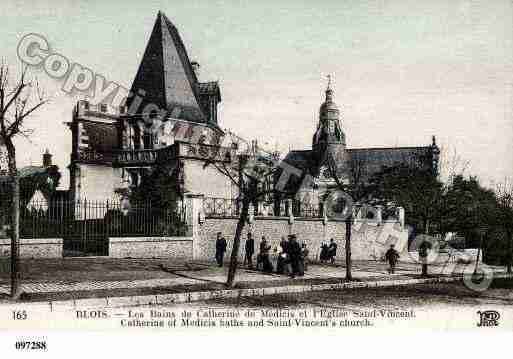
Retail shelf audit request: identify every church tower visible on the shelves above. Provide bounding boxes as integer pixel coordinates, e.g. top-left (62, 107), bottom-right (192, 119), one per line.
top-left (312, 79), bottom-right (346, 166)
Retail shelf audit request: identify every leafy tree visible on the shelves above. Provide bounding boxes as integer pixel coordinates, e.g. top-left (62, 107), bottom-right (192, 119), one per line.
top-left (129, 162), bottom-right (183, 212)
top-left (495, 183), bottom-right (513, 273)
top-left (443, 175), bottom-right (496, 247)
top-left (370, 163), bottom-right (443, 236)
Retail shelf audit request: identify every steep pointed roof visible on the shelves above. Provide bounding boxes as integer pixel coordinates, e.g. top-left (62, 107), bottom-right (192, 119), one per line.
top-left (128, 11), bottom-right (206, 123)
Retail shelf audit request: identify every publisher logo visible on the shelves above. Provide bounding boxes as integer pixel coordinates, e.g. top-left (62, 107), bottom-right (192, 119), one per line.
top-left (477, 310), bottom-right (500, 327)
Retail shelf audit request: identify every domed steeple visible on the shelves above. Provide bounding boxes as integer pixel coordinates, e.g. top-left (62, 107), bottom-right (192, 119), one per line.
top-left (313, 76), bottom-right (345, 151)
top-left (319, 76), bottom-right (340, 121)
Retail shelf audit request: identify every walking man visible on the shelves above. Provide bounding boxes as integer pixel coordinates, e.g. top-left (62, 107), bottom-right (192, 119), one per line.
top-left (301, 242), bottom-right (310, 272)
top-left (418, 240), bottom-right (431, 277)
top-left (244, 232), bottom-right (255, 269)
top-left (259, 236), bottom-right (273, 272)
top-left (384, 244), bottom-right (400, 274)
top-left (288, 234), bottom-right (302, 278)
top-left (215, 232), bottom-right (227, 267)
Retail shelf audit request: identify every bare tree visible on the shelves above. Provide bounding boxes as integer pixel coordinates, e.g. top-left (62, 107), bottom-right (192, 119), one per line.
top-left (204, 136), bottom-right (283, 287)
top-left (0, 63), bottom-right (48, 299)
top-left (438, 143), bottom-right (470, 185)
top-left (324, 151), bottom-right (373, 281)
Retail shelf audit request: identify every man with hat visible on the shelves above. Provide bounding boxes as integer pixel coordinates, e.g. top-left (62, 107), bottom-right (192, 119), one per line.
top-left (215, 232), bottom-right (227, 267)
top-left (384, 244), bottom-right (400, 274)
top-left (288, 234), bottom-right (302, 278)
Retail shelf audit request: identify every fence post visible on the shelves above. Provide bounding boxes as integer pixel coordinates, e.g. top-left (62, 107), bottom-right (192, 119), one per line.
top-left (185, 194), bottom-right (204, 260)
top-left (397, 207), bottom-right (405, 228)
top-left (287, 199), bottom-right (294, 225)
top-left (105, 200), bottom-right (110, 253)
top-left (376, 205), bottom-right (383, 226)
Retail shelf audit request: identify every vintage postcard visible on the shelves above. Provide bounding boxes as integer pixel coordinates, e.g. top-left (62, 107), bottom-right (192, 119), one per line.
top-left (0, 0), bottom-right (512, 355)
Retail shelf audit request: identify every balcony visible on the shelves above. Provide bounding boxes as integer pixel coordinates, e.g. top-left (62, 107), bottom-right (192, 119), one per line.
top-left (113, 149), bottom-right (159, 167)
top-left (77, 142), bottom-right (234, 167)
top-left (76, 149), bottom-right (114, 164)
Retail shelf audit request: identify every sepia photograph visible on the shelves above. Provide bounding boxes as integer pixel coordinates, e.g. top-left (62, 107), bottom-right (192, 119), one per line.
top-left (0, 0), bottom-right (512, 355)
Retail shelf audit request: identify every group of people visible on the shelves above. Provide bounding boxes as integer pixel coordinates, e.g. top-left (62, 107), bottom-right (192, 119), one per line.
top-left (319, 239), bottom-right (338, 264)
top-left (216, 232), bottom-right (402, 276)
top-left (245, 233), bottom-right (309, 278)
top-left (214, 232), bottom-right (310, 278)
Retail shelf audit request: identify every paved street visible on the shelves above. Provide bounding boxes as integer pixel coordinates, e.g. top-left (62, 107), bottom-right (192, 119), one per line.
top-left (194, 279), bottom-right (513, 309)
top-left (0, 256), bottom-right (507, 298)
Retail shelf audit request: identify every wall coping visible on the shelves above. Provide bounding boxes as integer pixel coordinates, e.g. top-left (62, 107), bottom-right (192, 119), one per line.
top-left (109, 237), bottom-right (193, 243)
top-left (204, 216), bottom-right (401, 225)
top-left (0, 238), bottom-right (63, 245)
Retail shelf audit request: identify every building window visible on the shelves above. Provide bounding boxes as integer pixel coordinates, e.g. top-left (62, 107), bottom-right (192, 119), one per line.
top-left (133, 126), bottom-right (141, 150)
top-left (143, 133), bottom-right (153, 149)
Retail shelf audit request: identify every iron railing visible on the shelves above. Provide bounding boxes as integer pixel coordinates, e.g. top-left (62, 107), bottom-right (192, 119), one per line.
top-left (203, 197), bottom-right (239, 217)
top-left (19, 199), bottom-right (188, 239)
top-left (113, 149), bottom-right (159, 166)
top-left (292, 199), bottom-right (322, 218)
top-left (202, 197), bottom-right (322, 218)
top-left (202, 197), bottom-right (401, 221)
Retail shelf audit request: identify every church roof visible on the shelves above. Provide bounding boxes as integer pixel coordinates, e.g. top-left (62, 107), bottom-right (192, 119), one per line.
top-left (128, 11), bottom-right (206, 123)
top-left (283, 150), bottom-right (315, 175)
top-left (280, 145), bottom-right (435, 195)
top-left (347, 146), bottom-right (434, 178)
top-left (279, 150), bottom-right (316, 194)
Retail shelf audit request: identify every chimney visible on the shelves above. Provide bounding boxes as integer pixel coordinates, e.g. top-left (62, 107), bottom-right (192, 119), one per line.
top-left (191, 61), bottom-right (200, 79)
top-left (43, 148), bottom-right (52, 167)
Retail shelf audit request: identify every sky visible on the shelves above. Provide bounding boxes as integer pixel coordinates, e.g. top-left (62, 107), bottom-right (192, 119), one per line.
top-left (1, 0), bottom-right (512, 188)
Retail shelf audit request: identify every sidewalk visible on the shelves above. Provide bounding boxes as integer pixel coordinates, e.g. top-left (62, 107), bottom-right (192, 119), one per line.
top-left (0, 257), bottom-right (508, 307)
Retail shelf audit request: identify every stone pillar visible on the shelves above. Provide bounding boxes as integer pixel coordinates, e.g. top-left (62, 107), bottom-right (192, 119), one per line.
top-left (397, 207), bottom-right (405, 228)
top-left (185, 193), bottom-right (204, 260)
top-left (287, 199), bottom-right (295, 226)
top-left (280, 200), bottom-right (286, 217)
top-left (248, 203), bottom-right (255, 223)
top-left (285, 199), bottom-right (292, 217)
top-left (322, 206), bottom-right (328, 225)
top-left (376, 205), bottom-right (383, 226)
top-left (352, 204), bottom-right (359, 221)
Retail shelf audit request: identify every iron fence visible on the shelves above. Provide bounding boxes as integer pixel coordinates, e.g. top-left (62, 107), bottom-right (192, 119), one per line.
top-left (292, 199), bottom-right (321, 218)
top-left (203, 197), bottom-right (239, 217)
top-left (202, 197), bottom-right (323, 218)
top-left (202, 197), bottom-right (401, 221)
top-left (15, 199), bottom-right (188, 256)
top-left (20, 199), bottom-right (188, 238)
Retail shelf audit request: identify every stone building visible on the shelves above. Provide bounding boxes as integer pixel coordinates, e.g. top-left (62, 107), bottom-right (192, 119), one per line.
top-left (278, 82), bottom-right (440, 217)
top-left (65, 11), bottom-right (439, 215)
top-left (66, 12), bottom-right (237, 207)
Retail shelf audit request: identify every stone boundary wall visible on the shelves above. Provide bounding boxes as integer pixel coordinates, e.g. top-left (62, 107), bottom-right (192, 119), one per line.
top-left (196, 216), bottom-right (408, 262)
top-left (109, 237), bottom-right (193, 259)
top-left (0, 238), bottom-right (63, 258)
top-left (405, 248), bottom-right (482, 264)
